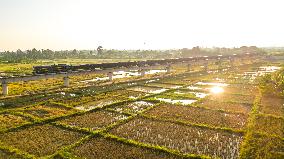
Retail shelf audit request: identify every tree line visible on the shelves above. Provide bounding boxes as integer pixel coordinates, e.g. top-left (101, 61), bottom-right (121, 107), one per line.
top-left (0, 46), bottom-right (264, 63)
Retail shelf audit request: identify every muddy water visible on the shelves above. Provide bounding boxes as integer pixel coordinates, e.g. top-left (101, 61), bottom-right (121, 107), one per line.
top-left (75, 100), bottom-right (114, 111)
top-left (190, 92), bottom-right (208, 98)
top-left (127, 86), bottom-right (168, 94)
top-left (187, 86), bottom-right (203, 90)
top-left (146, 70), bottom-right (167, 74)
top-left (243, 66), bottom-right (281, 81)
top-left (195, 82), bottom-right (229, 87)
top-left (174, 91), bottom-right (208, 99)
top-left (112, 101), bottom-right (154, 113)
top-left (80, 69), bottom-right (166, 83)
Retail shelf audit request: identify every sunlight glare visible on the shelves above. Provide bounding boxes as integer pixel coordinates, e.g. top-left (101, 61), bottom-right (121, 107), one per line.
top-left (210, 86), bottom-right (224, 94)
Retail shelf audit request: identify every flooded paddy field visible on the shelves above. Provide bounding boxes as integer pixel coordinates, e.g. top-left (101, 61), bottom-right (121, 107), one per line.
top-left (0, 61), bottom-right (283, 159)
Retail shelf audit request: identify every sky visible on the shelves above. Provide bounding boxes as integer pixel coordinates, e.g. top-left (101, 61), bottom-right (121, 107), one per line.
top-left (0, 0), bottom-right (284, 51)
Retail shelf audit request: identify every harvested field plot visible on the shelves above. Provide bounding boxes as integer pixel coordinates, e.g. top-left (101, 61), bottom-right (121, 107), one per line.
top-left (260, 96), bottom-right (284, 117)
top-left (155, 91), bottom-right (200, 100)
top-left (0, 113), bottom-right (30, 131)
top-left (154, 98), bottom-right (197, 105)
top-left (144, 104), bottom-right (248, 130)
top-left (74, 99), bottom-right (118, 111)
top-left (126, 90), bottom-right (149, 99)
top-left (174, 90), bottom-right (208, 98)
top-left (57, 110), bottom-right (128, 131)
top-left (157, 79), bottom-right (189, 85)
top-left (127, 86), bottom-right (168, 94)
top-left (110, 117), bottom-right (243, 159)
top-left (55, 89), bottom-right (138, 108)
top-left (17, 103), bottom-right (76, 119)
top-left (224, 84), bottom-right (257, 95)
top-left (50, 96), bottom-right (93, 108)
top-left (111, 89), bottom-right (148, 99)
top-left (0, 124), bottom-right (85, 157)
top-left (185, 85), bottom-right (206, 91)
top-left (209, 94), bottom-right (255, 104)
top-left (145, 83), bottom-right (183, 89)
top-left (109, 101), bottom-right (154, 114)
top-left (182, 75), bottom-right (215, 82)
top-left (70, 136), bottom-right (179, 159)
top-left (0, 94), bottom-right (54, 111)
top-left (196, 99), bottom-right (252, 114)
top-left (195, 81), bottom-right (229, 87)
top-left (254, 115), bottom-right (283, 138)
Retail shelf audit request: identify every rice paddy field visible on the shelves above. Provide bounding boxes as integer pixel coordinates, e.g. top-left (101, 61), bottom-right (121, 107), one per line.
top-left (0, 58), bottom-right (283, 159)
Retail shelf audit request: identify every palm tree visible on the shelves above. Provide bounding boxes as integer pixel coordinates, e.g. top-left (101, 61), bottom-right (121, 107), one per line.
top-left (97, 46), bottom-right (103, 55)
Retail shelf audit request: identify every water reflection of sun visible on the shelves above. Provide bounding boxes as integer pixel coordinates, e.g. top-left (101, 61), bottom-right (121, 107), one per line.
top-left (210, 86), bottom-right (224, 94)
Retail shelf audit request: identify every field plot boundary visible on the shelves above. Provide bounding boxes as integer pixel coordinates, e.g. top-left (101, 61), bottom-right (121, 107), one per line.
top-left (240, 90), bottom-right (284, 159)
top-left (1, 62), bottom-right (283, 159)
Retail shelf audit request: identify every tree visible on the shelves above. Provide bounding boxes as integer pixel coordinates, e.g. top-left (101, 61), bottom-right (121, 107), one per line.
top-left (97, 46), bottom-right (103, 55)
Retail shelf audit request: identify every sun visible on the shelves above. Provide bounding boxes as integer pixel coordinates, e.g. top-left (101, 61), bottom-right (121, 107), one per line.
top-left (210, 86), bottom-right (224, 94)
